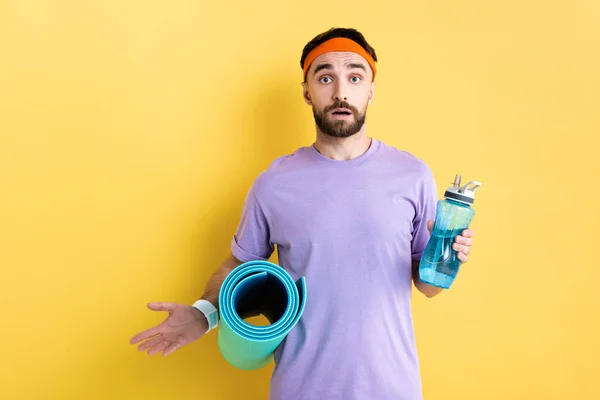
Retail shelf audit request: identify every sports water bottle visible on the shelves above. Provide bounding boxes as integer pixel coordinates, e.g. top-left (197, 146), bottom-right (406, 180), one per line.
top-left (418, 174), bottom-right (482, 289)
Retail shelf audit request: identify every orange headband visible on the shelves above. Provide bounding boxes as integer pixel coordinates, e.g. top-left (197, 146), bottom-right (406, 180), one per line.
top-left (302, 37), bottom-right (377, 81)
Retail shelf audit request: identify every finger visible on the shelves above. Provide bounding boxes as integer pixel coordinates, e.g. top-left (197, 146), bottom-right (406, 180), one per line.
top-left (457, 252), bottom-right (468, 263)
top-left (455, 236), bottom-right (473, 246)
top-left (452, 243), bottom-right (470, 255)
top-left (162, 342), bottom-right (182, 357)
top-left (461, 229), bottom-right (475, 238)
top-left (147, 302), bottom-right (177, 312)
top-left (147, 341), bottom-right (169, 356)
top-left (137, 335), bottom-right (164, 352)
top-left (427, 220), bottom-right (434, 233)
top-left (130, 326), bottom-right (161, 344)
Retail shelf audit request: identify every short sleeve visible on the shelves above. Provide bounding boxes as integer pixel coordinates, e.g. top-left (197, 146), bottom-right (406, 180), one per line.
top-left (230, 183), bottom-right (274, 262)
top-left (411, 163), bottom-right (439, 261)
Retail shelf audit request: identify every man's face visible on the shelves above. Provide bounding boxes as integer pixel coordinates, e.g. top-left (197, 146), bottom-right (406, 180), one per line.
top-left (302, 51), bottom-right (375, 138)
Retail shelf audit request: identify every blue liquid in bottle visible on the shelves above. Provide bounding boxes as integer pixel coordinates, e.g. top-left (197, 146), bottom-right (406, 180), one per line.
top-left (419, 175), bottom-right (481, 289)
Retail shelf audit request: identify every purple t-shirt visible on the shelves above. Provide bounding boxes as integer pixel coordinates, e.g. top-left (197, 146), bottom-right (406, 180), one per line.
top-left (230, 138), bottom-right (438, 400)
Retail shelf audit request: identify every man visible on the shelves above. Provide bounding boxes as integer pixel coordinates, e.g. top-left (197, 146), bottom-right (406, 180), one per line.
top-left (130, 27), bottom-right (476, 400)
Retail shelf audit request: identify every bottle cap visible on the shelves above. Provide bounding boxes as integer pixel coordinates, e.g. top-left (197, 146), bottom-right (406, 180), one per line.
top-left (444, 174), bottom-right (482, 205)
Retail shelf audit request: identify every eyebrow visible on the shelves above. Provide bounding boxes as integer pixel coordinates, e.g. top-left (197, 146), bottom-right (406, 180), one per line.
top-left (313, 63), bottom-right (333, 75)
top-left (346, 63), bottom-right (367, 73)
top-left (313, 62), bottom-right (367, 76)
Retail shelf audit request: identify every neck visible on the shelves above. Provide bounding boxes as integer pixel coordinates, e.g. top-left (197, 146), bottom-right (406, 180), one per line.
top-left (313, 128), bottom-right (372, 161)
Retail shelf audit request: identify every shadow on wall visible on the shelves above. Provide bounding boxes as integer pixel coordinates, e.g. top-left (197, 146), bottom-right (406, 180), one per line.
top-left (184, 66), bottom-right (314, 275)
top-left (187, 66), bottom-right (313, 272)
top-left (241, 68), bottom-right (314, 169)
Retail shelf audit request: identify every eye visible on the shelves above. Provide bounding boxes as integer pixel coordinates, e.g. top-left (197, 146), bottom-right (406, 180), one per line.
top-left (350, 76), bottom-right (362, 83)
top-left (319, 76), bottom-right (332, 84)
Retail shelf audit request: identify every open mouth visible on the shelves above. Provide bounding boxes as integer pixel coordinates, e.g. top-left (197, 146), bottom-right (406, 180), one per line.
top-left (331, 108), bottom-right (352, 116)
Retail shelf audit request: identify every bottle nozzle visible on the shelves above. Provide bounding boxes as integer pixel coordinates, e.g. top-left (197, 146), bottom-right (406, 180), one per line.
top-left (452, 174), bottom-right (461, 188)
top-left (445, 174), bottom-right (482, 205)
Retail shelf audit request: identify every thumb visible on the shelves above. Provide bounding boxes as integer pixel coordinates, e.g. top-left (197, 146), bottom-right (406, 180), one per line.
top-left (427, 220), bottom-right (434, 233)
top-left (147, 302), bottom-right (178, 312)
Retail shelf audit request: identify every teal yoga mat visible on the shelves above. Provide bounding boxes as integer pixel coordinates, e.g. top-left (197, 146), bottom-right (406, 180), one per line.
top-left (217, 260), bottom-right (307, 370)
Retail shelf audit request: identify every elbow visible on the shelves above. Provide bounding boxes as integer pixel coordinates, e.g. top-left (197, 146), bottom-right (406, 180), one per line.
top-left (423, 289), bottom-right (441, 298)
top-left (415, 281), bottom-right (444, 298)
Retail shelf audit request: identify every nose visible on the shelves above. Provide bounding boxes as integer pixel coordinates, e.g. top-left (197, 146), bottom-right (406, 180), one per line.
top-left (333, 82), bottom-right (347, 102)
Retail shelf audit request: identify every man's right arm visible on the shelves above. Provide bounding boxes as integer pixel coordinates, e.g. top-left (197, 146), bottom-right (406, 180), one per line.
top-left (198, 253), bottom-right (245, 313)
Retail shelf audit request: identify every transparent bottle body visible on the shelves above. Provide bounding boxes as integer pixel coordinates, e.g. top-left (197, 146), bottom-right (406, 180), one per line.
top-left (418, 198), bottom-right (475, 289)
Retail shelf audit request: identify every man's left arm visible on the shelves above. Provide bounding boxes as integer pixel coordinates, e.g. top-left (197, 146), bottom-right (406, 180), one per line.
top-left (409, 163), bottom-right (476, 297)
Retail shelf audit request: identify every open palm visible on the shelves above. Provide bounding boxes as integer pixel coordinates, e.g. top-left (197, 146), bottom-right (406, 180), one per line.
top-left (130, 302), bottom-right (208, 356)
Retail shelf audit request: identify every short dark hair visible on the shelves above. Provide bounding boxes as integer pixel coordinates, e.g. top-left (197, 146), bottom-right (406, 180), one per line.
top-left (300, 28), bottom-right (378, 80)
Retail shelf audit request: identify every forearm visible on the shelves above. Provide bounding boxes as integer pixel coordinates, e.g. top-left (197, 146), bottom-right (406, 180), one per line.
top-left (411, 260), bottom-right (443, 298)
top-left (200, 253), bottom-right (244, 310)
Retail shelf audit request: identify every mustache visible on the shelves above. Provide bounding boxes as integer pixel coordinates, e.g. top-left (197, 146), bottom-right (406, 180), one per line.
top-left (324, 101), bottom-right (359, 114)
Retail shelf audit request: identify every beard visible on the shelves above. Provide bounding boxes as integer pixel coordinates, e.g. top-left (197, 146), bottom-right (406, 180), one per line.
top-left (313, 100), bottom-right (367, 138)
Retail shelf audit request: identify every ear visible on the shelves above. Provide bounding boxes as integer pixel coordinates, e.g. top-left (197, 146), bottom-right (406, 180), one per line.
top-left (301, 81), bottom-right (313, 106)
top-left (368, 80), bottom-right (376, 104)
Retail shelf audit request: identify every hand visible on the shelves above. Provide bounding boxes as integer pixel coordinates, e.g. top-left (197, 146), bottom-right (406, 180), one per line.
top-left (129, 302), bottom-right (209, 356)
top-left (427, 220), bottom-right (476, 264)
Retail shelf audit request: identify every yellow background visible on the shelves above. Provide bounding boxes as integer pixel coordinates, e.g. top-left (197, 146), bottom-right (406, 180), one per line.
top-left (1, 1), bottom-right (598, 399)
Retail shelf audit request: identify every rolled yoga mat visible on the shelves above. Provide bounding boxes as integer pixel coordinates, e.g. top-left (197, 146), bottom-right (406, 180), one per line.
top-left (217, 260), bottom-right (307, 370)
